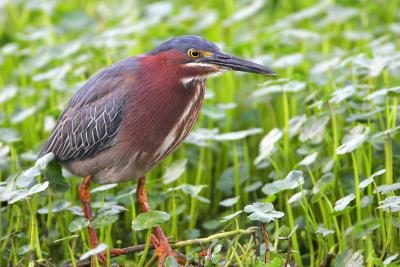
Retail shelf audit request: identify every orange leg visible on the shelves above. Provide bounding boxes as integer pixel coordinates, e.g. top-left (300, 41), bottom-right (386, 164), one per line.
top-left (136, 176), bottom-right (183, 266)
top-left (79, 175), bottom-right (126, 266)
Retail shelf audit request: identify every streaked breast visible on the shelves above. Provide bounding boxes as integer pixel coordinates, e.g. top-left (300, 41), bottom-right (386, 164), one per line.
top-left (154, 80), bottom-right (205, 161)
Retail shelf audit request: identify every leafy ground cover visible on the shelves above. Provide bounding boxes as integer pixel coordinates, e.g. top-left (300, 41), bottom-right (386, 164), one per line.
top-left (1, 0), bottom-right (400, 266)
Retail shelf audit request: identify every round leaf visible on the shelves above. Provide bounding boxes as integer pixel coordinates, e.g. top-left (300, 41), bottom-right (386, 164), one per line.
top-left (80, 243), bottom-right (107, 260)
top-left (68, 218), bottom-right (90, 232)
top-left (221, 210), bottom-right (243, 222)
top-left (219, 196), bottom-right (240, 207)
top-left (337, 125), bottom-right (369, 154)
top-left (131, 210), bottom-right (171, 231)
top-left (163, 159), bottom-right (187, 184)
top-left (90, 183), bottom-right (118, 193)
top-left (334, 193), bottom-right (355, 212)
top-left (27, 181), bottom-right (49, 196)
top-left (90, 215), bottom-right (119, 229)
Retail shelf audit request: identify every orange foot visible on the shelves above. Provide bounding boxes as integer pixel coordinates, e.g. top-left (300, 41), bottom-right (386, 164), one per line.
top-left (91, 251), bottom-right (106, 266)
top-left (151, 228), bottom-right (185, 266)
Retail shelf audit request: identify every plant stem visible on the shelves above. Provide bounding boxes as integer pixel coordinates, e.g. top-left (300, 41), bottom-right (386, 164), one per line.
top-left (189, 147), bottom-right (205, 229)
top-left (233, 143), bottom-right (241, 210)
top-left (138, 229), bottom-right (152, 267)
top-left (67, 243), bottom-right (77, 267)
top-left (351, 152), bottom-right (362, 223)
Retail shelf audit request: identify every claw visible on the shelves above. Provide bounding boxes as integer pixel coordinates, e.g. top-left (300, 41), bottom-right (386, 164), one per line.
top-left (94, 251), bottom-right (108, 266)
top-left (151, 234), bottom-right (160, 247)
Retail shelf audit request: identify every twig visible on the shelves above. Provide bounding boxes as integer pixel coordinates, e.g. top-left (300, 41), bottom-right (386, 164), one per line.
top-left (64, 227), bottom-right (258, 267)
top-left (64, 244), bottom-right (151, 267)
top-left (260, 223), bottom-right (270, 263)
top-left (173, 227), bottom-right (258, 247)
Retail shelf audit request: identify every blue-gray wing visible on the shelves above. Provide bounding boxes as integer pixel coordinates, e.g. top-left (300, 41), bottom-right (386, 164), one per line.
top-left (39, 57), bottom-right (138, 161)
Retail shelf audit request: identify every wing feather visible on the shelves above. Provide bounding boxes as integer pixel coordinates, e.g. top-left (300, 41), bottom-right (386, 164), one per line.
top-left (39, 57), bottom-right (139, 161)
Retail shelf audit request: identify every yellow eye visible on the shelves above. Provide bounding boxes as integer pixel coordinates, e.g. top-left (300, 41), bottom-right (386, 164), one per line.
top-left (188, 49), bottom-right (201, 58)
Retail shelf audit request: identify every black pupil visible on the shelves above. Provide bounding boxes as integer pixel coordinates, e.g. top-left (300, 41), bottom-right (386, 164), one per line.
top-left (192, 51), bottom-right (199, 57)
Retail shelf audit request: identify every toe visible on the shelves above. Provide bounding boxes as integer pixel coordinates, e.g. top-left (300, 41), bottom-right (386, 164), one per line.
top-left (94, 252), bottom-right (108, 266)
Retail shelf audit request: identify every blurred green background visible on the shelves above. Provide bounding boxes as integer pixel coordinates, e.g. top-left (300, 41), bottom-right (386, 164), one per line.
top-left (1, 0), bottom-right (400, 266)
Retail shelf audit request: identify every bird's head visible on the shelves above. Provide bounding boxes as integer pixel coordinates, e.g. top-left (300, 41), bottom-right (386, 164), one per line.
top-left (147, 35), bottom-right (276, 84)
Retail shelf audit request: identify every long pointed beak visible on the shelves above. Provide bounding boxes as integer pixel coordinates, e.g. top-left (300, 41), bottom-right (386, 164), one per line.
top-left (199, 52), bottom-right (276, 75)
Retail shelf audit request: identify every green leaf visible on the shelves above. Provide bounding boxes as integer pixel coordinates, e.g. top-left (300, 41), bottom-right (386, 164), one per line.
top-left (244, 202), bottom-right (284, 223)
top-left (262, 170), bottom-right (304, 195)
top-left (35, 153), bottom-right (54, 169)
top-left (288, 224), bottom-right (299, 238)
top-left (37, 200), bottom-right (70, 214)
top-left (42, 157), bottom-right (69, 192)
top-left (11, 107), bottom-right (36, 124)
top-left (16, 245), bottom-right (31, 256)
top-left (219, 196), bottom-right (240, 207)
top-left (312, 173), bottom-right (334, 195)
top-left (0, 175), bottom-right (17, 202)
top-left (359, 169), bottom-right (385, 189)
top-left (245, 202), bottom-right (273, 213)
top-left (0, 128), bottom-right (21, 143)
top-left (90, 215), bottom-right (119, 229)
top-left (252, 81), bottom-right (306, 97)
top-left (336, 125), bottom-right (369, 154)
top-left (273, 53), bottom-right (304, 68)
top-left (345, 250), bottom-right (364, 267)
top-left (378, 196), bottom-right (400, 212)
top-left (288, 115), bottom-right (306, 137)
top-left (0, 85), bottom-right (18, 104)
top-left (165, 256), bottom-right (179, 267)
top-left (298, 151), bottom-right (318, 166)
top-left (346, 218), bottom-right (381, 239)
top-left (211, 244), bottom-right (222, 264)
top-left (68, 218), bottom-right (90, 232)
top-left (316, 226), bottom-right (335, 237)
top-left (202, 219), bottom-right (220, 230)
top-left (364, 86), bottom-right (400, 100)
top-left (28, 181), bottom-right (49, 195)
top-left (80, 243), bottom-right (107, 260)
top-left (329, 85), bottom-right (356, 104)
top-left (288, 189), bottom-right (309, 204)
top-left (131, 211), bottom-right (171, 231)
top-left (168, 184), bottom-right (207, 198)
top-left (299, 116), bottom-right (329, 144)
top-left (90, 183), bottom-right (118, 193)
top-left (217, 164), bottom-right (248, 194)
top-left (53, 234), bottom-right (79, 243)
top-left (163, 159), bottom-right (187, 184)
top-left (334, 249), bottom-right (352, 267)
top-left (265, 256), bottom-right (284, 267)
top-left (254, 128), bottom-right (283, 165)
top-left (8, 189), bottom-right (29, 204)
top-left (97, 205), bottom-right (127, 217)
top-left (213, 128), bottom-right (262, 141)
top-left (383, 254), bottom-right (398, 265)
top-left (334, 193), bottom-right (355, 212)
top-left (376, 183), bottom-right (400, 194)
top-left (221, 210), bottom-right (243, 222)
top-left (244, 181), bottom-right (263, 192)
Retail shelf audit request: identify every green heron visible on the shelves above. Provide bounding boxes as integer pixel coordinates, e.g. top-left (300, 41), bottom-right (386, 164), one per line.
top-left (39, 35), bottom-right (275, 266)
